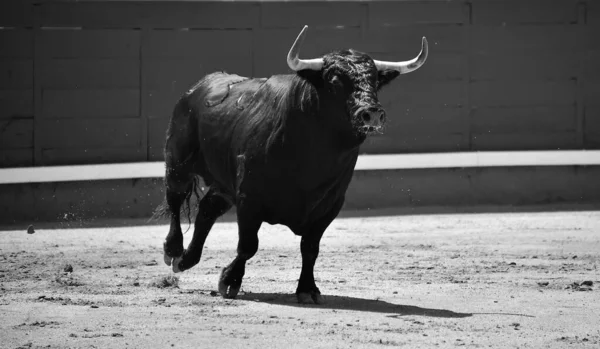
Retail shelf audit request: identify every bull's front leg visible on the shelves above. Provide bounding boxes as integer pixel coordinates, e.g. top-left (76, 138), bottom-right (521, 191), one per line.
top-left (295, 197), bottom-right (345, 305)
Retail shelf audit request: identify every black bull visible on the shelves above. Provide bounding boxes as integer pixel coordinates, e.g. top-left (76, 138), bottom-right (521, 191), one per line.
top-left (156, 26), bottom-right (428, 304)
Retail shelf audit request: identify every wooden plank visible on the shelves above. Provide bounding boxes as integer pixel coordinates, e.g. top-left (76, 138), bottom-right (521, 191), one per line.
top-left (42, 89), bottom-right (139, 119)
top-left (254, 27), bottom-right (362, 77)
top-left (144, 30), bottom-right (252, 58)
top-left (369, 1), bottom-right (465, 25)
top-left (585, 105), bottom-right (600, 149)
top-left (38, 118), bottom-right (141, 149)
top-left (362, 26), bottom-right (464, 54)
top-left (40, 147), bottom-right (143, 166)
top-left (0, 119), bottom-right (33, 149)
top-left (471, 132), bottom-right (577, 151)
top-left (0, 60), bottom-right (33, 88)
top-left (0, 149), bottom-right (32, 168)
top-left (471, 0), bottom-right (578, 25)
top-left (471, 25), bottom-right (579, 53)
top-left (0, 1), bottom-right (33, 27)
top-left (471, 52), bottom-right (578, 80)
top-left (0, 90), bottom-right (34, 119)
top-left (148, 117), bottom-right (169, 161)
top-left (379, 81), bottom-right (463, 107)
top-left (40, 59), bottom-right (139, 88)
top-left (379, 105), bottom-right (464, 134)
top-left (361, 133), bottom-right (466, 154)
top-left (472, 106), bottom-right (576, 134)
top-left (144, 59), bottom-right (252, 91)
top-left (470, 80), bottom-right (576, 107)
top-left (261, 2), bottom-right (363, 28)
top-left (39, 30), bottom-right (140, 58)
top-left (40, 2), bottom-right (258, 29)
top-left (0, 31), bottom-right (33, 58)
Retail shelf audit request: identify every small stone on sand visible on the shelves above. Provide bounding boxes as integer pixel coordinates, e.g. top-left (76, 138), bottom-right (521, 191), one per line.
top-left (27, 225), bottom-right (35, 234)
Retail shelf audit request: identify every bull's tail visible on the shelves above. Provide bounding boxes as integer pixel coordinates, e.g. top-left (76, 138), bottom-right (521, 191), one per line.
top-left (150, 175), bottom-right (205, 231)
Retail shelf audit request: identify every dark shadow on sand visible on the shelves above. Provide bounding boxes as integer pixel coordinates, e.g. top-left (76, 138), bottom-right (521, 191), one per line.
top-left (237, 292), bottom-right (472, 318)
top-left (236, 292), bottom-right (535, 319)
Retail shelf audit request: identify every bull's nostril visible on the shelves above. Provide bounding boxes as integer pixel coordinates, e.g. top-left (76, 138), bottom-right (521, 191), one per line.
top-left (362, 113), bottom-right (371, 122)
top-left (379, 112), bottom-right (385, 122)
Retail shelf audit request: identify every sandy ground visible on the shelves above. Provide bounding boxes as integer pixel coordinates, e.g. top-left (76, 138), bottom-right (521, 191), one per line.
top-left (1, 209), bottom-right (599, 349)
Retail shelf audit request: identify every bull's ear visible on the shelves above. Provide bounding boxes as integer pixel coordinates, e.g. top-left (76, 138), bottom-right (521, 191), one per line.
top-left (377, 70), bottom-right (400, 91)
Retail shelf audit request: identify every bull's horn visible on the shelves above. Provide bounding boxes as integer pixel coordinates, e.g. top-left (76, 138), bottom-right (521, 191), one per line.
top-left (373, 37), bottom-right (429, 74)
top-left (287, 25), bottom-right (324, 71)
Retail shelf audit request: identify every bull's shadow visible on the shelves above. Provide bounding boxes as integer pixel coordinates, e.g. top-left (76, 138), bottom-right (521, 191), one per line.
top-left (237, 292), bottom-right (472, 319)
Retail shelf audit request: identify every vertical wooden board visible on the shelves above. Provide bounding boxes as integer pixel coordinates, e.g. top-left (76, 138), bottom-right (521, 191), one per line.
top-left (379, 81), bottom-right (463, 107)
top-left (471, 52), bottom-right (578, 80)
top-left (40, 59), bottom-right (139, 88)
top-left (261, 2), bottom-right (363, 28)
top-left (144, 30), bottom-right (252, 58)
top-left (470, 25), bottom-right (579, 52)
top-left (0, 60), bottom-right (33, 88)
top-left (0, 31), bottom-right (33, 58)
top-left (39, 30), bottom-right (140, 58)
top-left (40, 2), bottom-right (258, 29)
top-left (0, 119), bottom-right (33, 149)
top-left (361, 133), bottom-right (465, 154)
top-left (144, 59), bottom-right (252, 91)
top-left (38, 118), bottom-right (141, 149)
top-left (42, 89), bottom-right (139, 119)
top-left (369, 1), bottom-right (465, 25)
top-left (588, 1), bottom-right (600, 26)
top-left (148, 118), bottom-right (169, 161)
top-left (584, 81), bottom-right (600, 106)
top-left (0, 149), bottom-right (32, 167)
top-left (470, 81), bottom-right (576, 107)
top-left (471, 0), bottom-right (578, 25)
top-left (584, 51), bottom-right (600, 80)
top-left (40, 147), bottom-right (143, 166)
top-left (0, 90), bottom-right (34, 119)
top-left (471, 132), bottom-right (577, 151)
top-left (471, 106), bottom-right (576, 133)
top-left (362, 26), bottom-right (464, 54)
top-left (0, 1), bottom-right (33, 27)
top-left (253, 27), bottom-right (362, 77)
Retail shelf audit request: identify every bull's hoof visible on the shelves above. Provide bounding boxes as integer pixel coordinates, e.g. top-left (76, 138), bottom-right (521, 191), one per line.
top-left (163, 241), bottom-right (183, 265)
top-left (171, 256), bottom-right (184, 273)
top-left (218, 267), bottom-right (242, 299)
top-left (297, 291), bottom-right (325, 305)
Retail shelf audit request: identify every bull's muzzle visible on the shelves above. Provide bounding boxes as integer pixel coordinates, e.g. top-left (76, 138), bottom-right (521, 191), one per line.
top-left (358, 106), bottom-right (386, 133)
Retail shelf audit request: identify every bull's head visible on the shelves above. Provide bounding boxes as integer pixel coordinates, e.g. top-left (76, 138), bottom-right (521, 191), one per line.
top-left (287, 25), bottom-right (428, 140)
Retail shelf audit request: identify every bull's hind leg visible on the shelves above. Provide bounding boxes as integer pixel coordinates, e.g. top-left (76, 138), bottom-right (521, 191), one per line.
top-left (218, 206), bottom-right (262, 299)
top-left (172, 189), bottom-right (232, 273)
top-left (162, 170), bottom-right (192, 267)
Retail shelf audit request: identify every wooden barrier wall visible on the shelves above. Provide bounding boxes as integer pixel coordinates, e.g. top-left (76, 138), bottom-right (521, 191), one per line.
top-left (1, 0), bottom-right (599, 168)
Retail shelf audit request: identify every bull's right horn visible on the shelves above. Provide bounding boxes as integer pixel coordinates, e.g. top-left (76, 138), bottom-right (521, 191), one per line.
top-left (287, 25), bottom-right (324, 71)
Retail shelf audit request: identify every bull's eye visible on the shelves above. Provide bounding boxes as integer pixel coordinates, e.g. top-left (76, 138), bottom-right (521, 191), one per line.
top-left (328, 75), bottom-right (344, 94)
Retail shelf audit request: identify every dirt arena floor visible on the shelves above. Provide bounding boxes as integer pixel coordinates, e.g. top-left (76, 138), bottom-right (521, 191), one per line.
top-left (1, 209), bottom-right (599, 348)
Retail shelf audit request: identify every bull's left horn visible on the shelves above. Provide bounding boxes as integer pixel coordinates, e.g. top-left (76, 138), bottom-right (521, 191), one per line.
top-left (287, 25), bottom-right (324, 71)
top-left (373, 37), bottom-right (429, 74)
